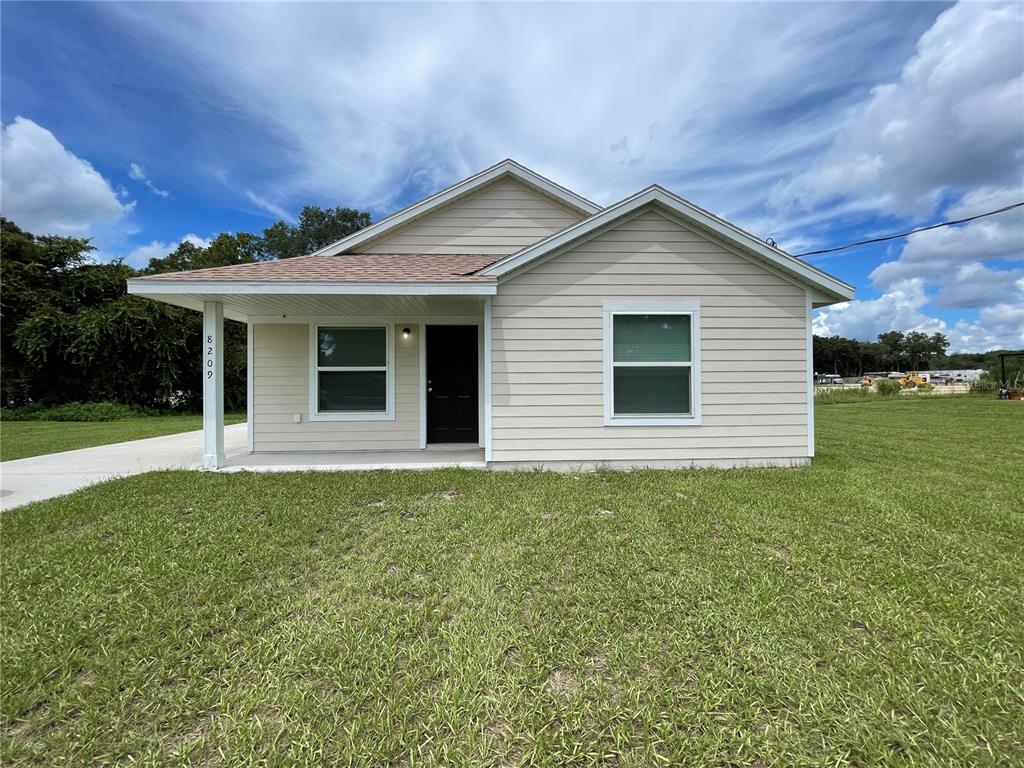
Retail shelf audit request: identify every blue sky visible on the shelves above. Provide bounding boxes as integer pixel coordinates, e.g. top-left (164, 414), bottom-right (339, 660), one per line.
top-left (2, 1), bottom-right (1021, 350)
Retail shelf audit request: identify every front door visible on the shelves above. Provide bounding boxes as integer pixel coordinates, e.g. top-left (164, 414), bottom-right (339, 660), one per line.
top-left (426, 325), bottom-right (479, 444)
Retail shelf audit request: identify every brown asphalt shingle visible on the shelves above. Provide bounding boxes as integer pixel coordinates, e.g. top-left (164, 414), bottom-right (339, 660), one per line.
top-left (133, 253), bottom-right (500, 283)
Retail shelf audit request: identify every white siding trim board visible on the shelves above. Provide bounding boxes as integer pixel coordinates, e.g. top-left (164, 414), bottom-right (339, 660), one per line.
top-left (805, 290), bottom-right (815, 458)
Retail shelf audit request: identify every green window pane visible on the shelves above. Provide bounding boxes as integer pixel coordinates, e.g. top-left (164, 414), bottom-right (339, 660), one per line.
top-left (613, 314), bottom-right (690, 363)
top-left (613, 367), bottom-right (690, 415)
top-left (318, 371), bottom-right (387, 412)
top-left (318, 327), bottom-right (385, 367)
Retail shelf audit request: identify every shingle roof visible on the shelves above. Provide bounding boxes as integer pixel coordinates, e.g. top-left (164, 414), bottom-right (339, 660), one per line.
top-left (135, 253), bottom-right (500, 283)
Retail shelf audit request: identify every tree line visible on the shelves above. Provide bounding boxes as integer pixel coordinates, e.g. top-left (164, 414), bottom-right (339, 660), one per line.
top-left (0, 206), bottom-right (370, 411)
top-left (813, 330), bottom-right (1017, 378)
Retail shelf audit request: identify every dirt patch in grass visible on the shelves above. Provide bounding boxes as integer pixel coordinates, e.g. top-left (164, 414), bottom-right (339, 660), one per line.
top-left (72, 668), bottom-right (97, 687)
top-left (547, 669), bottom-right (581, 695)
top-left (164, 713), bottom-right (215, 758)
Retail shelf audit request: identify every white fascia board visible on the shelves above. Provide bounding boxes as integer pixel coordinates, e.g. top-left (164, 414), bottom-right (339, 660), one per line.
top-left (309, 159), bottom-right (602, 257)
top-left (127, 280), bottom-right (496, 296)
top-left (482, 186), bottom-right (855, 303)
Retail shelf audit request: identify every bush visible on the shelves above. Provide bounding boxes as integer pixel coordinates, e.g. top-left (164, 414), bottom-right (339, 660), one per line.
top-left (875, 378), bottom-right (902, 397)
top-left (0, 402), bottom-right (161, 422)
top-left (917, 383), bottom-right (934, 393)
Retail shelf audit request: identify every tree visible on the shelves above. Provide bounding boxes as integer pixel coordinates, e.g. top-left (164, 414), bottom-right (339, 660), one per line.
top-left (928, 332), bottom-right (949, 365)
top-left (902, 331), bottom-right (931, 370)
top-left (1, 219), bottom-right (195, 407)
top-left (0, 220), bottom-right (254, 410)
top-left (1, 219), bottom-right (93, 404)
top-left (143, 232), bottom-right (261, 275)
top-left (259, 205), bottom-right (372, 260)
top-left (877, 331), bottom-right (906, 369)
top-left (0, 204), bottom-right (373, 410)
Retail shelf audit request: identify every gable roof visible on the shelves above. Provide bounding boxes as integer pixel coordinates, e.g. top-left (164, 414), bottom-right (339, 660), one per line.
top-left (480, 185), bottom-right (855, 303)
top-left (309, 159), bottom-right (602, 257)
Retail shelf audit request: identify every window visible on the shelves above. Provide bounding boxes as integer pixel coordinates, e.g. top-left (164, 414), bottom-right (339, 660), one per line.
top-left (311, 324), bottom-right (394, 420)
top-left (603, 301), bottom-right (701, 426)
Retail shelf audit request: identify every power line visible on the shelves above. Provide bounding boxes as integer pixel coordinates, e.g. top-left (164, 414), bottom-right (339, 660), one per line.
top-left (791, 201), bottom-right (1024, 258)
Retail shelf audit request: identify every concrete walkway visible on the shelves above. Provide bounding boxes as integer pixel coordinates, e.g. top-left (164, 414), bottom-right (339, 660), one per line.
top-left (0, 423), bottom-right (249, 510)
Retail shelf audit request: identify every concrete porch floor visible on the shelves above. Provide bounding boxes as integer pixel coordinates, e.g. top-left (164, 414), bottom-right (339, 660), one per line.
top-left (220, 445), bottom-right (486, 473)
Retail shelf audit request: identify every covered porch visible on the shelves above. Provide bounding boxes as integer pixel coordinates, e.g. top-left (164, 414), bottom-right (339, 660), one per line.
top-left (127, 259), bottom-right (496, 470)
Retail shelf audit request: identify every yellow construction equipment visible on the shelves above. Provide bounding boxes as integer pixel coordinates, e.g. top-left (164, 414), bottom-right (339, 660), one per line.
top-left (860, 371), bottom-right (929, 388)
top-left (900, 372), bottom-right (929, 388)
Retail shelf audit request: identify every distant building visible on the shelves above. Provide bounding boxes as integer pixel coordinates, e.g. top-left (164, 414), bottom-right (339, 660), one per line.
top-left (928, 369), bottom-right (985, 382)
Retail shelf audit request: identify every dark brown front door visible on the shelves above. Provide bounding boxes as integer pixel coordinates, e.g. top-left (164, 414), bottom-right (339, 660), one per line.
top-left (426, 325), bottom-right (479, 444)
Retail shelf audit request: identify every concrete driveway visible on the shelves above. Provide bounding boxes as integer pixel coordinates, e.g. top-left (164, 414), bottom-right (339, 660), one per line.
top-left (0, 423), bottom-right (248, 510)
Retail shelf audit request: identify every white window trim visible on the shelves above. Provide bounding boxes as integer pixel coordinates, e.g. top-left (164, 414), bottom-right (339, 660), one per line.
top-left (602, 300), bottom-right (702, 427)
top-left (309, 323), bottom-right (396, 421)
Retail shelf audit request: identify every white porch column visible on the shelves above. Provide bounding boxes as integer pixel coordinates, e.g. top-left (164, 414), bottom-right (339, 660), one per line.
top-left (483, 296), bottom-right (493, 462)
top-left (202, 301), bottom-right (225, 469)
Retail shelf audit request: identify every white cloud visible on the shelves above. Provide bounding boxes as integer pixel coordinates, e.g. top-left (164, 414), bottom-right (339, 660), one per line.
top-left (128, 162), bottom-right (171, 198)
top-left (813, 279), bottom-right (945, 340)
top-left (0, 116), bottom-right (134, 236)
top-left (104, 1), bottom-right (920, 215)
top-left (35, 2), bottom-right (1019, 350)
top-left (121, 234), bottom-right (212, 267)
top-left (869, 190), bottom-right (1023, 288)
top-left (772, 2), bottom-right (1024, 216)
top-left (933, 264), bottom-right (1024, 309)
top-left (245, 190), bottom-right (293, 223)
top-left (813, 279), bottom-right (1024, 351)
top-left (948, 305), bottom-right (1024, 351)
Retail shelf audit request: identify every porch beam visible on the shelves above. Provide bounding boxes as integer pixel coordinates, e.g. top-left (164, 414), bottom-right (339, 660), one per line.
top-left (202, 301), bottom-right (225, 469)
top-left (128, 281), bottom-right (496, 296)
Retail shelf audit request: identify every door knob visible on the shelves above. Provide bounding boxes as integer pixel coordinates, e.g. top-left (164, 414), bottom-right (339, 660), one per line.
top-left (427, 387), bottom-right (433, 393)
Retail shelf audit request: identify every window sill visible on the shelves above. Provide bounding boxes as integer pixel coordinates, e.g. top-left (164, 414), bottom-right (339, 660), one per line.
top-left (604, 415), bottom-right (701, 427)
top-left (309, 412), bottom-right (395, 422)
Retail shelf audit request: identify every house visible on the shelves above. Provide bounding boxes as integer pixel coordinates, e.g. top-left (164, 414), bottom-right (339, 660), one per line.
top-left (127, 160), bottom-right (854, 471)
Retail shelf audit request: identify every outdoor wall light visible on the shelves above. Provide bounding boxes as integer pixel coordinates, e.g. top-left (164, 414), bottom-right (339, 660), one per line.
top-left (402, 327), bottom-right (412, 339)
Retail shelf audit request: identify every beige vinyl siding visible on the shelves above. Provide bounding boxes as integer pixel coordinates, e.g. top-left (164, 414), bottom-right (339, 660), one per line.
top-left (362, 178), bottom-right (584, 255)
top-left (252, 323), bottom-right (420, 452)
top-left (489, 210), bottom-right (810, 464)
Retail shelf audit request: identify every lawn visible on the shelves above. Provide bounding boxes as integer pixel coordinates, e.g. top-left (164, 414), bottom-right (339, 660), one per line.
top-left (1, 397), bottom-right (1021, 766)
top-left (0, 414), bottom-right (247, 462)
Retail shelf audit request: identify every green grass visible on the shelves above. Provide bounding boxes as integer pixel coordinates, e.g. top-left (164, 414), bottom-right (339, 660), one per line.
top-left (0, 414), bottom-right (247, 462)
top-left (2, 397), bottom-right (1022, 766)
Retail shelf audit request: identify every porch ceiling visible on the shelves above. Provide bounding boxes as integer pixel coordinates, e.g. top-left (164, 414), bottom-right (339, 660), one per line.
top-left (127, 290), bottom-right (487, 322)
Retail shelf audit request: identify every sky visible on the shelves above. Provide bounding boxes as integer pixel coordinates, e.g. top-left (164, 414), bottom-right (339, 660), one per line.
top-left (1, 1), bottom-right (1021, 351)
